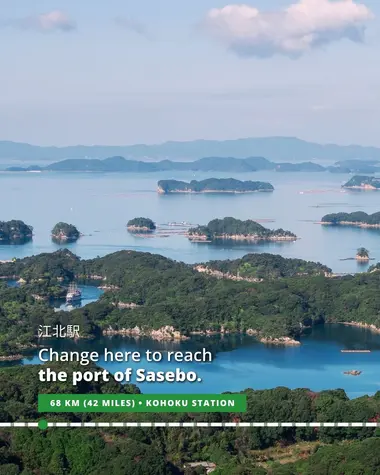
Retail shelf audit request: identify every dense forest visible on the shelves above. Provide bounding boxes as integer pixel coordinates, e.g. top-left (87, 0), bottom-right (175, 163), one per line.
top-left (188, 218), bottom-right (296, 242)
top-left (343, 175), bottom-right (380, 189)
top-left (0, 220), bottom-right (33, 244)
top-left (157, 179), bottom-right (274, 194)
top-left (198, 254), bottom-right (331, 280)
top-left (127, 217), bottom-right (156, 231)
top-left (321, 211), bottom-right (380, 225)
top-left (1, 365), bottom-right (380, 473)
top-left (1, 249), bottom-right (380, 356)
top-left (51, 222), bottom-right (81, 242)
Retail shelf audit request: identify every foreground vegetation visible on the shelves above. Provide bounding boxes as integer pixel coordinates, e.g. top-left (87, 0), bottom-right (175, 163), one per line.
top-left (1, 249), bottom-right (380, 355)
top-left (1, 365), bottom-right (380, 474)
top-left (197, 253), bottom-right (331, 280)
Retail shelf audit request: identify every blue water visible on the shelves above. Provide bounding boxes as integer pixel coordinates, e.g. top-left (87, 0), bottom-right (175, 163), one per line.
top-left (53, 285), bottom-right (103, 311)
top-left (16, 325), bottom-right (380, 398)
top-left (0, 170), bottom-right (380, 272)
top-left (7, 281), bottom-right (103, 311)
top-left (2, 171), bottom-right (380, 396)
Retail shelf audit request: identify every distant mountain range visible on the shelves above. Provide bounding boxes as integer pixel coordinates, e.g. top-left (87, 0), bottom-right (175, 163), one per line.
top-left (3, 137), bottom-right (380, 162)
top-left (7, 156), bottom-right (380, 174)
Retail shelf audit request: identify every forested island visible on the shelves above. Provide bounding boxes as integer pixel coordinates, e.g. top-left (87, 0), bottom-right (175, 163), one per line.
top-left (2, 364), bottom-right (380, 474)
top-left (157, 179), bottom-right (274, 194)
top-left (0, 220), bottom-right (33, 244)
top-left (356, 247), bottom-right (370, 261)
top-left (188, 218), bottom-right (297, 243)
top-left (51, 222), bottom-right (81, 242)
top-left (343, 175), bottom-right (380, 189)
top-left (127, 217), bottom-right (156, 232)
top-left (321, 211), bottom-right (380, 227)
top-left (4, 247), bottom-right (380, 356)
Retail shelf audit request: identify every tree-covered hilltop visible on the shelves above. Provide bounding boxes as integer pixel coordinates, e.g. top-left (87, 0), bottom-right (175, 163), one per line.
top-left (51, 222), bottom-right (80, 242)
top-left (197, 253), bottom-right (331, 280)
top-left (343, 175), bottom-right (380, 189)
top-left (127, 217), bottom-right (156, 231)
top-left (188, 217), bottom-right (297, 242)
top-left (2, 365), bottom-right (380, 473)
top-left (0, 220), bottom-right (33, 243)
top-left (157, 178), bottom-right (274, 194)
top-left (3, 249), bottom-right (380, 353)
top-left (321, 211), bottom-right (380, 226)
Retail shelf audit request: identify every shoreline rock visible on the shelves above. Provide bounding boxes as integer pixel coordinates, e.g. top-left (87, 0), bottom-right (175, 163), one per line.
top-left (158, 187), bottom-right (273, 194)
top-left (356, 255), bottom-right (370, 261)
top-left (0, 354), bottom-right (23, 361)
top-left (259, 336), bottom-right (301, 346)
top-left (319, 221), bottom-right (380, 229)
top-left (339, 322), bottom-right (380, 333)
top-left (127, 225), bottom-right (155, 232)
top-left (343, 185), bottom-right (378, 190)
top-left (189, 234), bottom-right (297, 242)
top-left (194, 265), bottom-right (263, 282)
top-left (102, 325), bottom-right (300, 346)
top-left (102, 325), bottom-right (190, 341)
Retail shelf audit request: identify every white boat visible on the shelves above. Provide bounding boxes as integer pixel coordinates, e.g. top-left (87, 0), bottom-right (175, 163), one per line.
top-left (66, 283), bottom-right (82, 303)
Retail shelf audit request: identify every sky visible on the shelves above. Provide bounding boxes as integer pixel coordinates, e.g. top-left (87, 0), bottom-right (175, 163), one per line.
top-left (1, 0), bottom-right (380, 146)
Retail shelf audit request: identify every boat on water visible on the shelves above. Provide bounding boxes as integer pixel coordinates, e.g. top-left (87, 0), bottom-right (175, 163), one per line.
top-left (66, 283), bottom-right (82, 304)
top-left (343, 370), bottom-right (362, 376)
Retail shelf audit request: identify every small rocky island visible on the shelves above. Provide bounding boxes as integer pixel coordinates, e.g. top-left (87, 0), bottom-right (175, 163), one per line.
top-left (51, 222), bottom-right (80, 242)
top-left (320, 211), bottom-right (380, 228)
top-left (356, 247), bottom-right (370, 262)
top-left (0, 220), bottom-right (33, 244)
top-left (157, 178), bottom-right (274, 194)
top-left (188, 217), bottom-right (297, 243)
top-left (343, 175), bottom-right (380, 190)
top-left (127, 217), bottom-right (156, 232)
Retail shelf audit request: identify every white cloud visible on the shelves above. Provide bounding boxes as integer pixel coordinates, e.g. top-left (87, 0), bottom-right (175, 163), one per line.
top-left (204, 0), bottom-right (374, 58)
top-left (2, 11), bottom-right (76, 32)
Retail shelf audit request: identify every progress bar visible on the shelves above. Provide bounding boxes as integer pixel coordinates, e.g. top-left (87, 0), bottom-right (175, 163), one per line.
top-left (1, 421), bottom-right (380, 429)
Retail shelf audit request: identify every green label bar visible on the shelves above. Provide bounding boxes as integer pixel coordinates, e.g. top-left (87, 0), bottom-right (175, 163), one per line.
top-left (38, 394), bottom-right (246, 413)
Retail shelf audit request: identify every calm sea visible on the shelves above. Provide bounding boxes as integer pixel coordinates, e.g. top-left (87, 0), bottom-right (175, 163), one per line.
top-left (1, 170), bottom-right (380, 272)
top-left (13, 325), bottom-right (380, 398)
top-left (3, 170), bottom-right (380, 396)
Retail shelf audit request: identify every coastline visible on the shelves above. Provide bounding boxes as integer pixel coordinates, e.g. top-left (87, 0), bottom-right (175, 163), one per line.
top-left (339, 321), bottom-right (380, 333)
top-left (343, 185), bottom-right (379, 191)
top-left (102, 325), bottom-right (300, 346)
top-left (188, 234), bottom-right (297, 242)
top-left (157, 187), bottom-right (273, 195)
top-left (318, 221), bottom-right (380, 228)
top-left (127, 225), bottom-right (155, 232)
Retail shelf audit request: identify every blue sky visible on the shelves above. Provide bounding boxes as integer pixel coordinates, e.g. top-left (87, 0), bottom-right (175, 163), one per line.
top-left (1, 0), bottom-right (380, 146)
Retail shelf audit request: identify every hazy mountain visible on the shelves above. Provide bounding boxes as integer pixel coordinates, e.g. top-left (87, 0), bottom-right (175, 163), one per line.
top-left (2, 137), bottom-right (380, 162)
top-left (8, 156), bottom-right (380, 174)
